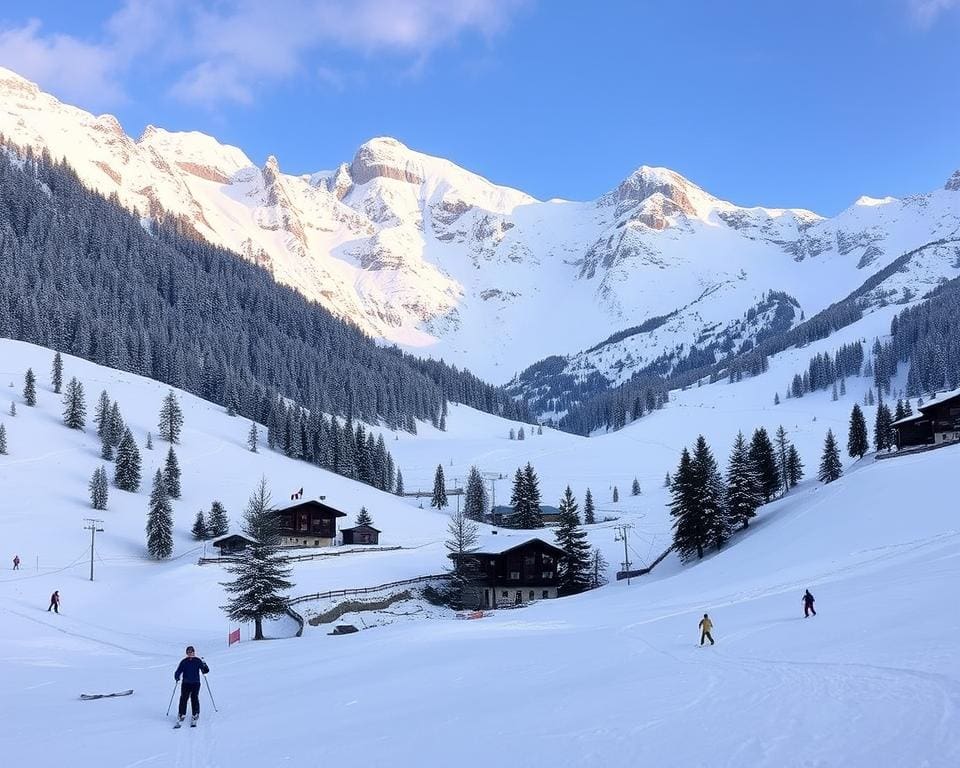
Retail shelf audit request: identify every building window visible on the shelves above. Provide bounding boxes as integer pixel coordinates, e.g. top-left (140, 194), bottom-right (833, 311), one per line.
top-left (528, 591), bottom-right (535, 600)
top-left (543, 555), bottom-right (554, 566)
top-left (510, 571), bottom-right (520, 580)
top-left (542, 590), bottom-right (549, 599)
top-left (501, 591), bottom-right (508, 598)
top-left (314, 540), bottom-right (320, 546)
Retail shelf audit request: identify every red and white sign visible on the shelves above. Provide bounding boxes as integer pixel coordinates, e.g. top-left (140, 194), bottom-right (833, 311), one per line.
top-left (228, 628), bottom-right (241, 646)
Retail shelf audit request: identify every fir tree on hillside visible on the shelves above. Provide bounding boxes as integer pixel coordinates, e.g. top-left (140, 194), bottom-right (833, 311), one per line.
top-left (464, 466), bottom-right (487, 523)
top-left (518, 463), bottom-right (544, 528)
top-left (444, 504), bottom-right (480, 608)
top-left (51, 352), bottom-right (62, 395)
top-left (509, 428), bottom-right (516, 440)
top-left (725, 431), bottom-right (762, 530)
top-left (873, 401), bottom-right (893, 452)
top-left (114, 427), bottom-right (142, 492)
top-left (631, 477), bottom-right (641, 496)
top-left (191, 510), bottom-right (208, 541)
top-left (818, 429), bottom-right (843, 484)
top-left (0, 423), bottom-right (6, 454)
top-left (517, 426), bottom-right (525, 440)
top-left (23, 368), bottom-right (36, 407)
top-left (208, 500), bottom-right (230, 537)
top-left (61, 377), bottom-right (86, 430)
top-left (395, 470), bottom-right (405, 496)
top-left (145, 432), bottom-right (153, 450)
top-left (691, 435), bottom-right (729, 551)
top-left (164, 447), bottom-right (182, 499)
top-left (222, 478), bottom-right (294, 640)
top-left (583, 488), bottom-right (595, 524)
top-left (431, 464), bottom-right (448, 510)
top-left (670, 448), bottom-right (708, 561)
top-left (94, 390), bottom-right (111, 438)
top-left (107, 402), bottom-right (125, 447)
top-left (774, 426), bottom-right (791, 496)
top-left (612, 486), bottom-right (619, 503)
top-left (664, 472), bottom-right (671, 488)
top-left (356, 506), bottom-right (373, 527)
top-left (89, 466), bottom-right (109, 511)
top-left (786, 445), bottom-right (804, 487)
top-left (158, 390), bottom-right (184, 444)
top-left (589, 548), bottom-right (609, 588)
top-left (555, 486), bottom-right (591, 594)
top-left (146, 469), bottom-right (174, 559)
top-left (247, 421), bottom-right (259, 453)
top-left (9, 401), bottom-right (15, 417)
top-left (749, 427), bottom-right (780, 502)
top-left (847, 403), bottom-right (869, 459)
top-left (100, 429), bottom-right (114, 461)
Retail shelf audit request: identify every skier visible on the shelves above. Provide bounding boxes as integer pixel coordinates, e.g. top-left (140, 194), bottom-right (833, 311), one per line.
top-left (12, 555), bottom-right (19, 570)
top-left (47, 590), bottom-right (60, 613)
top-left (802, 589), bottom-right (816, 618)
top-left (174, 646), bottom-right (210, 727)
top-left (698, 613), bottom-right (715, 646)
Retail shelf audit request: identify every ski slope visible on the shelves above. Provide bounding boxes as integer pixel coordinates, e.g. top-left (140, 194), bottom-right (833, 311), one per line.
top-left (2, 337), bottom-right (959, 767)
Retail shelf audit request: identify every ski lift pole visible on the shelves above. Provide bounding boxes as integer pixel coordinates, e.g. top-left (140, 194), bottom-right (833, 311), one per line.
top-left (203, 674), bottom-right (219, 712)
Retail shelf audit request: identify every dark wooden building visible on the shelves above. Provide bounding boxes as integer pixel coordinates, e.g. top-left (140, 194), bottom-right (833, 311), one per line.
top-left (211, 533), bottom-right (258, 555)
top-left (489, 505), bottom-right (563, 527)
top-left (274, 499), bottom-right (347, 548)
top-left (449, 534), bottom-right (566, 609)
top-left (893, 388), bottom-right (960, 450)
top-left (341, 524), bottom-right (381, 545)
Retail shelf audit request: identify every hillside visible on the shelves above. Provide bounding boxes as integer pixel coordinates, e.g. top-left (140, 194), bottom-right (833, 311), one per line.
top-left (2, 334), bottom-right (959, 766)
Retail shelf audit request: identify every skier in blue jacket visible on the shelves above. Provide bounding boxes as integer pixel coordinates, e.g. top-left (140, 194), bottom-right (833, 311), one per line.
top-left (174, 646), bottom-right (210, 725)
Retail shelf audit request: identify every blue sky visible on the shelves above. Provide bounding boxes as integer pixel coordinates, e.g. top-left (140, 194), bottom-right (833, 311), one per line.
top-left (1, 0), bottom-right (958, 214)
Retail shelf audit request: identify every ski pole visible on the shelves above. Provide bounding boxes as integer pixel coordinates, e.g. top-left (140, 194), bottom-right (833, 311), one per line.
top-left (165, 681), bottom-right (178, 716)
top-left (203, 675), bottom-right (219, 712)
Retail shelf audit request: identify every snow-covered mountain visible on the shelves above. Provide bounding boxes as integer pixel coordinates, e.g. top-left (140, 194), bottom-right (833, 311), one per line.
top-left (2, 66), bottom-right (959, 388)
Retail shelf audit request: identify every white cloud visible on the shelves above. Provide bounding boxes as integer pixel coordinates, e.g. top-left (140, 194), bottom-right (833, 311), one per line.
top-left (908, 0), bottom-right (960, 27)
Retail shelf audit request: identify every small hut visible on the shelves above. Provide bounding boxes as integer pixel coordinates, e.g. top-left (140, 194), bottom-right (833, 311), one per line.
top-left (341, 524), bottom-right (381, 545)
top-left (212, 533), bottom-right (258, 556)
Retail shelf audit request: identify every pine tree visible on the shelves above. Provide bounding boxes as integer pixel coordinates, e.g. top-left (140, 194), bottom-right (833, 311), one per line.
top-left (9, 401), bottom-right (15, 417)
top-left (158, 390), bottom-right (184, 443)
top-left (192, 509), bottom-right (209, 540)
top-left (431, 464), bottom-right (448, 509)
top-left (847, 403), bottom-right (869, 458)
top-left (94, 390), bottom-right (111, 438)
top-left (0, 422), bottom-right (6, 454)
top-left (748, 427), bottom-right (780, 502)
top-left (631, 477), bottom-right (641, 496)
top-left (89, 466), bottom-right (109, 510)
top-left (589, 548), bottom-right (609, 589)
top-left (146, 431), bottom-right (154, 450)
top-left (509, 428), bottom-right (515, 440)
top-left (831, 382), bottom-right (838, 401)
top-left (395, 469), bottom-right (404, 496)
top-left (691, 435), bottom-right (729, 551)
top-left (725, 431), bottom-right (762, 530)
top-left (517, 426), bottom-right (525, 440)
top-left (208, 500), bottom-right (230, 537)
top-left (664, 472), bottom-right (671, 488)
top-left (612, 486), bottom-right (620, 503)
top-left (786, 445), bottom-right (804, 487)
top-left (146, 469), bottom-right (174, 559)
top-left (356, 506), bottom-right (373, 526)
top-left (107, 402), bottom-right (125, 446)
top-left (873, 402), bottom-right (893, 452)
top-left (23, 368), bottom-right (36, 406)
top-left (247, 421), bottom-right (259, 452)
top-left (51, 352), bottom-right (63, 395)
top-left (774, 392), bottom-right (780, 405)
top-left (521, 463), bottom-right (544, 528)
top-left (114, 427), bottom-right (142, 492)
top-left (464, 466), bottom-right (487, 522)
top-left (100, 429), bottom-right (114, 460)
top-left (164, 446), bottom-right (182, 499)
top-left (445, 505), bottom-right (481, 608)
top-left (818, 429), bottom-right (843, 484)
top-left (221, 479), bottom-right (294, 640)
top-left (555, 486), bottom-right (591, 594)
top-left (670, 448), bottom-right (708, 561)
top-left (61, 377), bottom-right (87, 429)
top-left (774, 426), bottom-right (791, 496)
top-left (584, 488), bottom-right (595, 524)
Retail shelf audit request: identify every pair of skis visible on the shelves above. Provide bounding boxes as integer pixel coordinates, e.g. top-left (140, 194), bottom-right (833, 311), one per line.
top-left (173, 715), bottom-right (199, 729)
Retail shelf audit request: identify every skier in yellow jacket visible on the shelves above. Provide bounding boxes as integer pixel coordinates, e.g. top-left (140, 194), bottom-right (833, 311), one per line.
top-left (698, 613), bottom-right (715, 646)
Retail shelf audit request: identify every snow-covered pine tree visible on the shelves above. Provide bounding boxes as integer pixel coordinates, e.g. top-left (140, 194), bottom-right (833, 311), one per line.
top-left (89, 466), bottom-right (109, 510)
top-left (612, 486), bottom-right (619, 503)
top-left (146, 431), bottom-right (153, 450)
top-left (51, 352), bottom-right (63, 394)
top-left (94, 390), bottom-right (111, 438)
top-left (100, 429), bottom-right (114, 460)
top-left (787, 445), bottom-right (804, 487)
top-left (774, 392), bottom-right (780, 405)
top-left (356, 506), bottom-right (373, 526)
top-left (537, 425), bottom-right (543, 435)
top-left (555, 486), bottom-right (591, 594)
top-left (518, 426), bottom-right (525, 440)
top-left (158, 390), bottom-right (184, 443)
top-left (23, 368), bottom-right (36, 407)
top-left (444, 504), bottom-right (480, 608)
top-left (664, 472), bottom-right (671, 488)
top-left (431, 464), bottom-right (448, 509)
top-left (522, 463), bottom-right (543, 528)
top-left (0, 422), bottom-right (6, 454)
top-left (774, 426), bottom-right (791, 496)
top-left (847, 403), bottom-right (869, 458)
top-left (247, 421), bottom-right (258, 452)
top-left (691, 435), bottom-right (729, 551)
top-left (395, 469), bottom-right (404, 496)
top-left (191, 509), bottom-right (208, 540)
top-left (840, 378), bottom-right (847, 396)
top-left (9, 401), bottom-right (15, 416)
top-left (221, 478), bottom-right (294, 640)
top-left (164, 446), bottom-right (182, 499)
top-left (208, 500), bottom-right (229, 537)
top-left (583, 487), bottom-right (595, 524)
top-left (631, 477), bottom-right (641, 496)
top-left (509, 428), bottom-right (515, 440)
top-left (725, 431), bottom-right (762, 530)
top-left (748, 427), bottom-right (780, 502)
top-left (589, 548), bottom-right (609, 589)
top-left (61, 377), bottom-right (86, 429)
top-left (670, 447), bottom-right (708, 561)
top-left (873, 402), bottom-right (893, 452)
top-left (893, 400), bottom-right (906, 422)
top-left (114, 427), bottom-right (142, 492)
top-left (818, 429), bottom-right (843, 484)
top-left (107, 401), bottom-right (125, 447)
top-left (146, 469), bottom-right (174, 559)
top-left (464, 466), bottom-right (487, 522)
top-left (831, 382), bottom-right (838, 401)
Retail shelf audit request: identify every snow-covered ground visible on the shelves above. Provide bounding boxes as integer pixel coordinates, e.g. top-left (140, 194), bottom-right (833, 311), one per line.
top-left (2, 335), bottom-right (959, 767)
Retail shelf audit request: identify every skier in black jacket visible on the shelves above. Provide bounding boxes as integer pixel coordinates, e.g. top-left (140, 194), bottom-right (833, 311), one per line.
top-left (174, 646), bottom-right (210, 725)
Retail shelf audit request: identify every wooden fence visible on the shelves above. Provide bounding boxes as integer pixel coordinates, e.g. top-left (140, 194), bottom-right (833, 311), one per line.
top-left (287, 573), bottom-right (450, 607)
top-left (198, 545), bottom-right (403, 566)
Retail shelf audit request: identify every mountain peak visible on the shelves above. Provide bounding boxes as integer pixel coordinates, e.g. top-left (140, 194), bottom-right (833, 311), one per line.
top-left (606, 164), bottom-right (708, 221)
top-left (0, 66), bottom-right (40, 97)
top-left (350, 136), bottom-right (425, 186)
top-left (945, 169), bottom-right (960, 192)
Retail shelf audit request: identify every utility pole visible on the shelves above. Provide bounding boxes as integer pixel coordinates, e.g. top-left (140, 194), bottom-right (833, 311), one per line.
top-left (482, 472), bottom-right (501, 524)
top-left (83, 518), bottom-right (104, 582)
top-left (614, 523), bottom-right (633, 584)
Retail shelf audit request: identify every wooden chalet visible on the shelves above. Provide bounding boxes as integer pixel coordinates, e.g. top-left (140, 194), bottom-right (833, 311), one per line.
top-left (341, 524), bottom-right (381, 545)
top-left (449, 534), bottom-right (566, 609)
top-left (274, 499), bottom-right (347, 548)
top-left (211, 533), bottom-right (258, 555)
top-left (893, 388), bottom-right (960, 450)
top-left (489, 505), bottom-right (563, 527)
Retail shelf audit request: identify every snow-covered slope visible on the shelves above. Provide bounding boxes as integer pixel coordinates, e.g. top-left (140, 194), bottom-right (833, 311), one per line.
top-left (3, 326), bottom-right (960, 766)
top-left (2, 67), bottom-right (960, 387)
